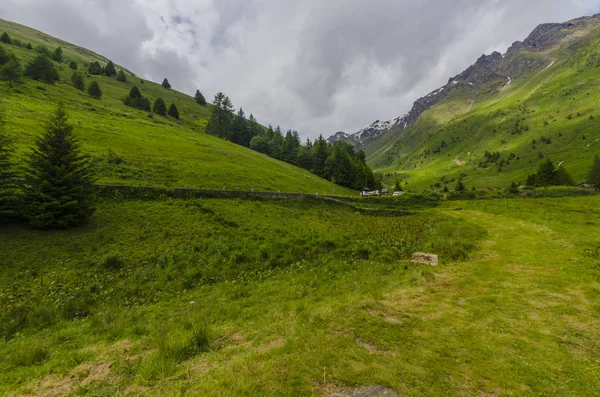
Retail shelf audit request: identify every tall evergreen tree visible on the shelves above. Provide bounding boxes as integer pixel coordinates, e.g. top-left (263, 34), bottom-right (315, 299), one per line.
top-left (0, 32), bottom-right (11, 44)
top-left (555, 166), bottom-right (574, 186)
top-left (51, 47), bottom-right (63, 62)
top-left (70, 71), bottom-right (85, 91)
top-left (153, 98), bottom-right (167, 116)
top-left (23, 104), bottom-right (96, 229)
top-left (230, 108), bottom-right (247, 144)
top-left (168, 103), bottom-right (180, 119)
top-left (0, 58), bottom-right (22, 87)
top-left (129, 86), bottom-right (142, 99)
top-left (535, 158), bottom-right (557, 187)
top-left (162, 78), bottom-right (171, 89)
top-left (206, 93), bottom-right (234, 139)
top-left (25, 54), bottom-right (59, 84)
top-left (104, 60), bottom-right (116, 76)
top-left (0, 112), bottom-right (18, 220)
top-left (88, 81), bottom-right (102, 99)
top-left (194, 90), bottom-right (207, 105)
top-left (116, 69), bottom-right (127, 82)
top-left (88, 61), bottom-right (103, 75)
top-left (588, 154), bottom-right (600, 189)
top-left (311, 135), bottom-right (330, 178)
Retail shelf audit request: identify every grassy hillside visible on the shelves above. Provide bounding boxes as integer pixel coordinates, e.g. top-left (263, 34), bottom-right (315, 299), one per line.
top-left (1, 195), bottom-right (599, 395)
top-left (367, 20), bottom-right (600, 191)
top-left (0, 19), bottom-right (355, 195)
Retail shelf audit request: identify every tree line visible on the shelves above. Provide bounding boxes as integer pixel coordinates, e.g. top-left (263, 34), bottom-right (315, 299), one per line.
top-left (205, 92), bottom-right (381, 190)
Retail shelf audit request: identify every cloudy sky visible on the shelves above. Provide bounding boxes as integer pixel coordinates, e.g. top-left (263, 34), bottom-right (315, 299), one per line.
top-left (2, 0), bottom-right (600, 138)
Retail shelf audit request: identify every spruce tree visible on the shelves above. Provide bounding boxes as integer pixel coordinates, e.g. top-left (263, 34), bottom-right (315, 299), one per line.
top-left (0, 32), bottom-right (11, 44)
top-left (153, 97), bottom-right (167, 116)
top-left (51, 47), bottom-right (63, 62)
top-left (26, 43), bottom-right (33, 50)
top-left (104, 60), bottom-right (116, 76)
top-left (23, 104), bottom-right (96, 229)
top-left (588, 154), bottom-right (600, 189)
top-left (206, 93), bottom-right (234, 138)
top-left (129, 86), bottom-right (142, 99)
top-left (535, 158), bottom-right (557, 187)
top-left (88, 61), bottom-right (103, 75)
top-left (194, 89), bottom-right (207, 105)
top-left (87, 81), bottom-right (102, 99)
top-left (394, 179), bottom-right (402, 192)
top-left (555, 166), bottom-right (574, 186)
top-left (162, 78), bottom-right (171, 89)
top-left (168, 103), bottom-right (180, 119)
top-left (455, 179), bottom-right (466, 192)
top-left (0, 58), bottom-right (22, 87)
top-left (25, 54), bottom-right (59, 84)
top-left (116, 69), bottom-right (127, 82)
top-left (0, 112), bottom-right (18, 220)
top-left (71, 71), bottom-right (85, 91)
top-left (69, 61), bottom-right (78, 70)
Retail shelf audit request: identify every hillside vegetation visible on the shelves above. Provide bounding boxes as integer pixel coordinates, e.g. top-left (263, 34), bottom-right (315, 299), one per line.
top-left (365, 16), bottom-right (600, 191)
top-left (0, 19), bottom-right (355, 195)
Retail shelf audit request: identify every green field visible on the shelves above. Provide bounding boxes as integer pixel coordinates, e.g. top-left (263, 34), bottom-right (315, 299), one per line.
top-left (367, 19), bottom-right (600, 191)
top-left (1, 194), bottom-right (599, 396)
top-left (0, 19), bottom-right (355, 196)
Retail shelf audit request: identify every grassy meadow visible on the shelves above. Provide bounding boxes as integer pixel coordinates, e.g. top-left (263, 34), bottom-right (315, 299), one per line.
top-left (0, 19), bottom-right (355, 195)
top-left (1, 194), bottom-right (599, 396)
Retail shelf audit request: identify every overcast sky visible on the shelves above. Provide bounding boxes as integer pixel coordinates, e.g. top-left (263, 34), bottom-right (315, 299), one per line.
top-left (2, 1), bottom-right (600, 138)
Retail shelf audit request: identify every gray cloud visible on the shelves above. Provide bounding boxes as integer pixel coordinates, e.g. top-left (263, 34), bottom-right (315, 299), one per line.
top-left (2, 0), bottom-right (600, 138)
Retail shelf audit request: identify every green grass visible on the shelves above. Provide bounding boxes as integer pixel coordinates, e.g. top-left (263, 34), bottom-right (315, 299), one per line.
top-left (1, 195), bottom-right (600, 395)
top-left (0, 18), bottom-right (355, 195)
top-left (368, 23), bottom-right (600, 192)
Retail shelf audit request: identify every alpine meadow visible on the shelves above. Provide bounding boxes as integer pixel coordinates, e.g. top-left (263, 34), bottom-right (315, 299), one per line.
top-left (1, 5), bottom-right (600, 397)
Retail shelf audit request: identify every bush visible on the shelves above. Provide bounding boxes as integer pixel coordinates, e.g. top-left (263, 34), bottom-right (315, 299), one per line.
top-left (87, 80), bottom-right (102, 99)
top-left (102, 252), bottom-right (124, 270)
top-left (69, 61), bottom-right (78, 70)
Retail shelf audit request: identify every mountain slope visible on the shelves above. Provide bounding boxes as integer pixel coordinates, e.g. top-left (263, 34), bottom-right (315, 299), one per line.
top-left (0, 19), bottom-right (355, 195)
top-left (332, 14), bottom-right (600, 190)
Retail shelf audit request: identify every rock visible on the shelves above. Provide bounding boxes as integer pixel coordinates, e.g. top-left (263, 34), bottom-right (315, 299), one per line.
top-left (331, 385), bottom-right (402, 397)
top-left (411, 252), bottom-right (439, 266)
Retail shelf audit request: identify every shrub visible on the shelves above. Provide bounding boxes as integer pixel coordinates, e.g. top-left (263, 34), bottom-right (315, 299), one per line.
top-left (88, 81), bottom-right (102, 99)
top-left (102, 252), bottom-right (124, 270)
top-left (71, 71), bottom-right (85, 91)
top-left (69, 61), bottom-right (78, 70)
top-left (0, 32), bottom-right (11, 44)
top-left (116, 69), bottom-right (127, 82)
top-left (168, 103), bottom-right (180, 119)
top-left (153, 97), bottom-right (167, 116)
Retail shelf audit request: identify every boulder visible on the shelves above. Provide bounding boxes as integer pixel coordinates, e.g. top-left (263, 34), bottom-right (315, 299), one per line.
top-left (411, 252), bottom-right (439, 266)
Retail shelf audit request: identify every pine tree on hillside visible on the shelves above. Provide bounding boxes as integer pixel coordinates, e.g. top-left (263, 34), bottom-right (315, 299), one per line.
top-left (0, 58), bottom-right (22, 87)
top-left (71, 71), bottom-right (85, 91)
top-left (555, 166), bottom-right (574, 186)
top-left (0, 113), bottom-right (18, 220)
top-left (455, 179), bottom-right (466, 192)
top-left (230, 108), bottom-right (247, 144)
top-left (588, 154), bottom-right (600, 189)
top-left (116, 70), bottom-right (127, 82)
top-left (153, 97), bottom-right (167, 116)
top-left (535, 158), bottom-right (557, 187)
top-left (26, 43), bottom-right (33, 50)
top-left (129, 86), bottom-right (142, 99)
top-left (87, 81), bottom-right (102, 99)
top-left (162, 78), bottom-right (171, 89)
top-left (69, 61), bottom-right (78, 70)
top-left (23, 104), bottom-right (96, 229)
top-left (394, 180), bottom-right (403, 192)
top-left (194, 89), bottom-right (207, 106)
top-left (25, 54), bottom-right (59, 84)
top-left (311, 135), bottom-right (330, 178)
top-left (0, 32), bottom-right (11, 44)
top-left (88, 61), bottom-right (103, 75)
top-left (51, 47), bottom-right (63, 62)
top-left (168, 103), bottom-right (180, 119)
top-left (104, 60), bottom-right (116, 76)
top-left (206, 93), bottom-right (234, 139)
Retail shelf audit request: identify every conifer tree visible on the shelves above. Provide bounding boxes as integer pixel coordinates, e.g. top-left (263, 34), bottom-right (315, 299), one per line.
top-left (153, 97), bottom-right (167, 116)
top-left (0, 112), bottom-right (18, 220)
top-left (555, 166), bottom-right (574, 186)
top-left (23, 104), bottom-right (96, 229)
top-left (71, 71), bottom-right (85, 91)
top-left (88, 61), bottom-right (103, 75)
top-left (25, 54), bottom-right (59, 84)
top-left (129, 86), bottom-right (142, 99)
top-left (230, 108), bottom-right (247, 144)
top-left (26, 43), bottom-right (33, 50)
top-left (51, 47), bottom-right (63, 62)
top-left (69, 61), bottom-right (78, 70)
top-left (455, 179), bottom-right (466, 192)
top-left (588, 154), bottom-right (600, 189)
top-left (162, 78), bottom-right (171, 89)
top-left (87, 81), bottom-right (102, 99)
top-left (535, 158), bottom-right (557, 187)
top-left (0, 58), bottom-right (22, 87)
top-left (194, 89), bottom-right (207, 105)
top-left (206, 93), bottom-right (234, 138)
top-left (0, 32), bottom-right (11, 44)
top-left (116, 69), bottom-right (127, 82)
top-left (104, 60), bottom-right (116, 76)
top-left (394, 180), bottom-right (402, 192)
top-left (168, 103), bottom-right (180, 119)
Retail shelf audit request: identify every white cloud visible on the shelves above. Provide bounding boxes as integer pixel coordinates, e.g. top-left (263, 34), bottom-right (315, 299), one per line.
top-left (2, 0), bottom-right (600, 138)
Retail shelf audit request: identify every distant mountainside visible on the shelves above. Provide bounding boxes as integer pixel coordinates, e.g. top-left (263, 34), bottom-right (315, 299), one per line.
top-left (330, 14), bottom-right (600, 189)
top-left (0, 18), bottom-right (356, 195)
